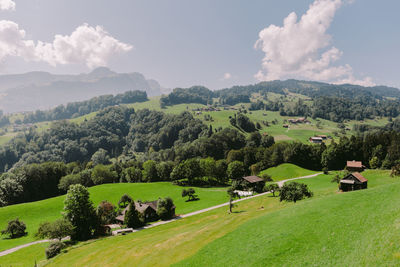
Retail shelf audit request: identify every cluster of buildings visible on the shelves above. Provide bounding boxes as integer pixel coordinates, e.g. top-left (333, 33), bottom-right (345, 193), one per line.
top-left (105, 199), bottom-right (176, 236)
top-left (288, 117), bottom-right (310, 124)
top-left (340, 160), bottom-right (368, 192)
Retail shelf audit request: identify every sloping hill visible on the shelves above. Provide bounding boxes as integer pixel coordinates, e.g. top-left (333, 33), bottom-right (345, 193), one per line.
top-left (176, 175), bottom-right (400, 266)
top-left (34, 171), bottom-right (399, 267)
top-left (0, 183), bottom-right (228, 252)
top-left (260, 163), bottom-right (319, 181)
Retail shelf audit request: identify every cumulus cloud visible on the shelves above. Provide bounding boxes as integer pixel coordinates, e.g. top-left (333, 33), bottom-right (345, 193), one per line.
top-left (255, 0), bottom-right (374, 86)
top-left (0, 0), bottom-right (15, 11)
top-left (0, 21), bottom-right (132, 68)
top-left (222, 72), bottom-right (232, 80)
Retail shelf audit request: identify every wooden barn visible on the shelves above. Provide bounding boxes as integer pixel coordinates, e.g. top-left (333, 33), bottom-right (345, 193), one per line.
top-left (340, 172), bottom-right (368, 192)
top-left (346, 160), bottom-right (365, 172)
top-left (116, 200), bottom-right (175, 224)
top-left (242, 176), bottom-right (265, 193)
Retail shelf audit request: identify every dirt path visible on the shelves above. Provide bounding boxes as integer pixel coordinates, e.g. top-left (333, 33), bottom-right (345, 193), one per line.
top-left (0, 239), bottom-right (50, 257)
top-left (0, 172), bottom-right (322, 257)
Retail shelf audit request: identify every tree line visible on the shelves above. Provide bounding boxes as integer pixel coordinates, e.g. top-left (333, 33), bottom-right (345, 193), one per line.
top-left (22, 90), bottom-right (148, 123)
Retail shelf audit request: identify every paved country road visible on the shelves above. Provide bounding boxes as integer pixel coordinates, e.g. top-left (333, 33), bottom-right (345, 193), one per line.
top-left (0, 172), bottom-right (323, 257)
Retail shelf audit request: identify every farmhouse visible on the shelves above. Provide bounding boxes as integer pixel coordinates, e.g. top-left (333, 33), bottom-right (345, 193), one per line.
top-left (242, 176), bottom-right (265, 193)
top-left (116, 200), bottom-right (173, 224)
top-left (346, 160), bottom-right (365, 172)
top-left (340, 172), bottom-right (368, 191)
top-left (288, 117), bottom-right (310, 124)
top-left (309, 137), bottom-right (323, 144)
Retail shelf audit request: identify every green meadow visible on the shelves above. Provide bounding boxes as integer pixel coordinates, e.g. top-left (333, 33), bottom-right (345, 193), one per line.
top-left (260, 163), bottom-right (320, 181)
top-left (177, 171), bottom-right (400, 267)
top-left (0, 183), bottom-right (228, 252)
top-left (3, 170), bottom-right (392, 267)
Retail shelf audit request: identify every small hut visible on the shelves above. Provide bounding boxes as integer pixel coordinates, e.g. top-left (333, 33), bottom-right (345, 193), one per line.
top-left (242, 176), bottom-right (265, 193)
top-left (340, 172), bottom-right (368, 192)
top-left (346, 160), bottom-right (365, 172)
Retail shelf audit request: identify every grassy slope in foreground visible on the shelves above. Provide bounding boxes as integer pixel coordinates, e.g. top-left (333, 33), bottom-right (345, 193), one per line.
top-left (8, 171), bottom-right (394, 266)
top-left (177, 172), bottom-right (400, 267)
top-left (260, 163), bottom-right (319, 181)
top-left (40, 172), bottom-right (340, 266)
top-left (0, 182), bottom-right (228, 252)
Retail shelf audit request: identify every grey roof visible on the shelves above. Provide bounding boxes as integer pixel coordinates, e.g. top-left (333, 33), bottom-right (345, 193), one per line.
top-left (243, 176), bottom-right (264, 183)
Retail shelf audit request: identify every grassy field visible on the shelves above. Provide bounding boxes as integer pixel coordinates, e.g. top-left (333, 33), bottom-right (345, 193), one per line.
top-left (260, 163), bottom-right (319, 181)
top-left (0, 183), bottom-right (228, 253)
top-left (176, 171), bottom-right (400, 267)
top-left (0, 95), bottom-right (392, 147)
top-left (25, 170), bottom-right (395, 267)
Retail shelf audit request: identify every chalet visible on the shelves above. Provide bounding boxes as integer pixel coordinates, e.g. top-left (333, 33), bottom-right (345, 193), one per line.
top-left (317, 135), bottom-right (327, 140)
top-left (340, 172), bottom-right (368, 191)
top-left (288, 117), bottom-right (311, 124)
top-left (242, 176), bottom-right (265, 193)
top-left (116, 200), bottom-right (175, 224)
top-left (346, 160), bottom-right (365, 172)
top-left (309, 137), bottom-right (323, 144)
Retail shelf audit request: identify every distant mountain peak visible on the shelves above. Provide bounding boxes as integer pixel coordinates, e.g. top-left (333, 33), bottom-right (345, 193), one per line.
top-left (87, 67), bottom-right (116, 78)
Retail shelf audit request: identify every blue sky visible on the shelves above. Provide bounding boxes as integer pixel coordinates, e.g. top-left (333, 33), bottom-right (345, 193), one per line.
top-left (0, 0), bottom-right (399, 89)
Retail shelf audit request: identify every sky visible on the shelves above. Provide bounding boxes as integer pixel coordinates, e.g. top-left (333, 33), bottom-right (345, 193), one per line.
top-left (0, 0), bottom-right (399, 90)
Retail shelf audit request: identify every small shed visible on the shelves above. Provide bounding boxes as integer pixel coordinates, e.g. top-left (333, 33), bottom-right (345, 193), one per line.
top-left (346, 160), bottom-right (365, 172)
top-left (242, 176), bottom-right (265, 193)
top-left (309, 137), bottom-right (323, 144)
top-left (340, 172), bottom-right (368, 192)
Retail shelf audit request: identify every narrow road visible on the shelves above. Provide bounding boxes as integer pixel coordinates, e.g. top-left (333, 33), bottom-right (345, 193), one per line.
top-left (0, 172), bottom-right (322, 257)
top-left (277, 172), bottom-right (323, 187)
top-left (0, 239), bottom-right (50, 257)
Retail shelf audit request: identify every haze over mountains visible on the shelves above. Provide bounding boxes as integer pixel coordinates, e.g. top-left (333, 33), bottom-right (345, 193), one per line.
top-left (0, 67), bottom-right (165, 113)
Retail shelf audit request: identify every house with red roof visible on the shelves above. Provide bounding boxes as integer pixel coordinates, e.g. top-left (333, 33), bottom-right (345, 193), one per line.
top-left (340, 172), bottom-right (368, 192)
top-left (346, 160), bottom-right (366, 172)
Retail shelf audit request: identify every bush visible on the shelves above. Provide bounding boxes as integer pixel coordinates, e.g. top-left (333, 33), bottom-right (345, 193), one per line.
top-left (36, 218), bottom-right (73, 240)
top-left (260, 173), bottom-right (273, 182)
top-left (279, 182), bottom-right (313, 203)
top-left (264, 184), bottom-right (279, 196)
top-left (1, 218), bottom-right (26, 238)
top-left (45, 240), bottom-right (66, 259)
top-left (118, 194), bottom-right (133, 208)
top-left (91, 165), bottom-right (118, 185)
top-left (124, 202), bottom-right (144, 228)
top-left (156, 197), bottom-right (175, 220)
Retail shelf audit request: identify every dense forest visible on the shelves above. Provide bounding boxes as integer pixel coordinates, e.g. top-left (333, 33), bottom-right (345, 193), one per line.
top-left (1, 80), bottom-right (400, 207)
top-left (22, 90), bottom-right (148, 123)
top-left (163, 81), bottom-right (400, 122)
top-left (160, 86), bottom-right (214, 107)
top-left (1, 100), bottom-right (400, 206)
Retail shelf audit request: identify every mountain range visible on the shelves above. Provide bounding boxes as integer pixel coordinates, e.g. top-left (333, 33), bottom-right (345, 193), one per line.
top-left (0, 67), bottom-right (166, 113)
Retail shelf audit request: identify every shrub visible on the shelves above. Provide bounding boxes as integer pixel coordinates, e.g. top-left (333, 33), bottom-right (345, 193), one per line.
top-left (36, 218), bottom-right (73, 240)
top-left (182, 188), bottom-right (198, 201)
top-left (156, 197), bottom-right (175, 220)
top-left (279, 182), bottom-right (313, 203)
top-left (45, 240), bottom-right (66, 259)
top-left (91, 164), bottom-right (118, 185)
top-left (1, 218), bottom-right (26, 238)
top-left (118, 194), bottom-right (133, 208)
top-left (264, 184), bottom-right (279, 197)
top-left (124, 202), bottom-right (144, 228)
top-left (96, 201), bottom-right (117, 225)
top-left (260, 173), bottom-right (273, 182)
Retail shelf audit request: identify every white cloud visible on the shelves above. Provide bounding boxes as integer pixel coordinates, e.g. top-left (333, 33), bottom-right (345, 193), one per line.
top-left (0, 0), bottom-right (15, 11)
top-left (255, 0), bottom-right (374, 86)
top-left (222, 72), bottom-right (232, 80)
top-left (0, 21), bottom-right (133, 68)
